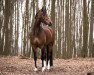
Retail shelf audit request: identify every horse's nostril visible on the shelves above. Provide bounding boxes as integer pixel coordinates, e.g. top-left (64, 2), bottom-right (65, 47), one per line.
top-left (49, 22), bottom-right (52, 26)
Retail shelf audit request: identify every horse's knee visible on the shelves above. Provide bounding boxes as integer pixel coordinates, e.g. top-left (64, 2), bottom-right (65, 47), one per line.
top-left (33, 51), bottom-right (37, 60)
top-left (41, 54), bottom-right (43, 60)
top-left (41, 49), bottom-right (46, 60)
top-left (43, 53), bottom-right (46, 60)
top-left (34, 55), bottom-right (37, 61)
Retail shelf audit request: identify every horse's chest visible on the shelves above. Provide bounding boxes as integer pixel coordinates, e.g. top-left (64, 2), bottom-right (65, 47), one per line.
top-left (31, 35), bottom-right (46, 46)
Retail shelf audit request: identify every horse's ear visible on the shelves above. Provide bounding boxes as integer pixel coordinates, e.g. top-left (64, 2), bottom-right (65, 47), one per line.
top-left (41, 6), bottom-right (47, 15)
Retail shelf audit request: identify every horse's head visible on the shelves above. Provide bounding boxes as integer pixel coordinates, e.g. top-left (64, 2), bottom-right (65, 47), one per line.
top-left (35, 6), bottom-right (52, 26)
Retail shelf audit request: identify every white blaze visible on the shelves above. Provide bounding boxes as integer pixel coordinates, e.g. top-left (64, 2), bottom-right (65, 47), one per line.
top-left (47, 60), bottom-right (50, 70)
top-left (42, 60), bottom-right (46, 72)
top-left (34, 67), bottom-right (38, 72)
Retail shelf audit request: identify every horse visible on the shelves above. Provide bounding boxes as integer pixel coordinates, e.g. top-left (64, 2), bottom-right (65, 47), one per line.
top-left (30, 6), bottom-right (55, 72)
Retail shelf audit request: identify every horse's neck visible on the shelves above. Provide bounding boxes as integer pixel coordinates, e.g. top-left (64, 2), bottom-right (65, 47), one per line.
top-left (33, 20), bottom-right (42, 35)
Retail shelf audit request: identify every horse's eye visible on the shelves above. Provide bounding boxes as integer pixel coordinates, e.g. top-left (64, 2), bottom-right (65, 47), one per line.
top-left (42, 12), bottom-right (46, 16)
top-left (46, 18), bottom-right (48, 20)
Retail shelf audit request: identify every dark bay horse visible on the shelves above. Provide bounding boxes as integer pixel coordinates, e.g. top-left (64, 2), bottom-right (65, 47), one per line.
top-left (30, 6), bottom-right (55, 72)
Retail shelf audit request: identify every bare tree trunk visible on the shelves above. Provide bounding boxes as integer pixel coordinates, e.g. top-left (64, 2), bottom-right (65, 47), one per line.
top-left (14, 1), bottom-right (19, 55)
top-left (14, 1), bottom-right (17, 55)
top-left (65, 0), bottom-right (72, 59)
top-left (16, 0), bottom-right (19, 55)
top-left (0, 0), bottom-right (3, 54)
top-left (51, 0), bottom-right (56, 29)
top-left (51, 0), bottom-right (56, 58)
top-left (81, 0), bottom-right (89, 58)
top-left (57, 0), bottom-right (62, 58)
top-left (25, 0), bottom-right (29, 56)
top-left (89, 0), bottom-right (94, 57)
top-left (43, 0), bottom-right (46, 5)
top-left (67, 0), bottom-right (72, 58)
top-left (3, 0), bottom-right (11, 55)
top-left (72, 0), bottom-right (76, 58)
top-left (31, 0), bottom-right (35, 57)
top-left (62, 0), bottom-right (66, 59)
top-left (9, 1), bottom-right (14, 55)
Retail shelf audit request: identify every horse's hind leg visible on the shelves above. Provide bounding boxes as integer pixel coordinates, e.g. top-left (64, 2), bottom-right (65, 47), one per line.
top-left (47, 45), bottom-right (53, 70)
top-left (50, 50), bottom-right (53, 66)
top-left (41, 47), bottom-right (46, 72)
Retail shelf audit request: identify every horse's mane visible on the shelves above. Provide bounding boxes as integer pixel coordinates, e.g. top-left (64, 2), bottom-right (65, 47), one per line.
top-left (32, 20), bottom-right (43, 36)
top-left (32, 6), bottom-right (47, 36)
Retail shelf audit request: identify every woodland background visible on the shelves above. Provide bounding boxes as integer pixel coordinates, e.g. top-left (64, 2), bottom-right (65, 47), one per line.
top-left (0, 0), bottom-right (94, 59)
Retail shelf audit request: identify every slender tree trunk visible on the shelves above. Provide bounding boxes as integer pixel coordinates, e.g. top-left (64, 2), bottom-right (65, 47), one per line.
top-left (0, 0), bottom-right (3, 54)
top-left (16, 0), bottom-right (19, 55)
top-left (31, 0), bottom-right (35, 57)
top-left (65, 0), bottom-right (71, 59)
top-left (3, 0), bottom-right (11, 55)
top-left (25, 0), bottom-right (30, 57)
top-left (72, 0), bottom-right (76, 58)
top-left (9, 1), bottom-right (14, 55)
top-left (14, 1), bottom-right (17, 55)
top-left (43, 0), bottom-right (46, 6)
top-left (51, 0), bottom-right (56, 29)
top-left (57, 0), bottom-right (62, 58)
top-left (51, 0), bottom-right (56, 58)
top-left (62, 0), bottom-right (66, 59)
top-left (67, 0), bottom-right (72, 58)
top-left (81, 0), bottom-right (89, 57)
top-left (89, 0), bottom-right (94, 57)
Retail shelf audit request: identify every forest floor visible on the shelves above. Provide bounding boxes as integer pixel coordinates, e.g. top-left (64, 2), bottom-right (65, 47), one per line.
top-left (0, 56), bottom-right (94, 75)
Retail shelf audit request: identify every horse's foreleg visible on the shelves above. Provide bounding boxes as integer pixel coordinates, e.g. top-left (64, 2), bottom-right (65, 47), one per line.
top-left (41, 47), bottom-right (46, 72)
top-left (41, 52), bottom-right (44, 67)
top-left (47, 48), bottom-right (50, 70)
top-left (33, 50), bottom-right (38, 71)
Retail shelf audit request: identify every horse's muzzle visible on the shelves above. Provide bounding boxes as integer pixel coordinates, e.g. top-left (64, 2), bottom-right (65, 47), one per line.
top-left (49, 22), bottom-right (52, 26)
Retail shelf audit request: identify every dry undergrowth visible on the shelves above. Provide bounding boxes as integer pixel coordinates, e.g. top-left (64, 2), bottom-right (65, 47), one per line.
top-left (0, 56), bottom-right (94, 75)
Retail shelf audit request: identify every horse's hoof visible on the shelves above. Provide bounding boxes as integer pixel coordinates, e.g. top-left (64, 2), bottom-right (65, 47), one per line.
top-left (47, 66), bottom-right (50, 70)
top-left (47, 60), bottom-right (50, 70)
top-left (47, 67), bottom-right (50, 70)
top-left (42, 67), bottom-right (46, 72)
top-left (34, 68), bottom-right (38, 72)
